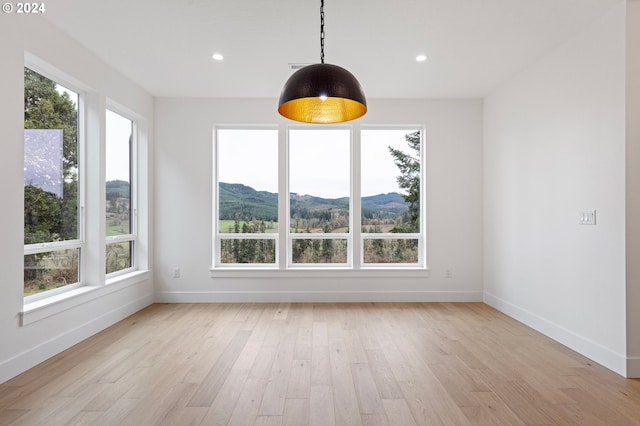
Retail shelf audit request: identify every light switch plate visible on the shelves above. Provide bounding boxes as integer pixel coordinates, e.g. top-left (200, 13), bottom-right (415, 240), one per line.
top-left (579, 210), bottom-right (596, 225)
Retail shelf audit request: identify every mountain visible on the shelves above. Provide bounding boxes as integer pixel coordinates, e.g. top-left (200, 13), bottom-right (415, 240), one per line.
top-left (289, 193), bottom-right (349, 210)
top-left (106, 180), bottom-right (130, 199)
top-left (218, 182), bottom-right (408, 220)
top-left (219, 182), bottom-right (278, 221)
top-left (361, 192), bottom-right (410, 216)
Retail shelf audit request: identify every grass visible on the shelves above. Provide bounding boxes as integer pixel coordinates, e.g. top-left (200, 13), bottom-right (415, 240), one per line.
top-left (106, 215), bottom-right (130, 236)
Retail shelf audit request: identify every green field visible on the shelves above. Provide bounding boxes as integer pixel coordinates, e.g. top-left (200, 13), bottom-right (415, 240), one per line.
top-left (107, 215), bottom-right (130, 236)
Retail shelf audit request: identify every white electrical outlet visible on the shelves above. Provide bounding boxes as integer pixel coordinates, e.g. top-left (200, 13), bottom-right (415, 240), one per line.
top-left (172, 267), bottom-right (181, 278)
top-left (445, 269), bottom-right (453, 279)
top-left (579, 210), bottom-right (596, 225)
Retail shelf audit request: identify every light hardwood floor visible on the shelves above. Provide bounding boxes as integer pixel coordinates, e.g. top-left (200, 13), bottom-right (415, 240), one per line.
top-left (1, 302), bottom-right (640, 425)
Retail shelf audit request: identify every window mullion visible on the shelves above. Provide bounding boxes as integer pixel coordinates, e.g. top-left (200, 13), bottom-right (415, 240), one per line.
top-left (279, 124), bottom-right (288, 269)
top-left (352, 123), bottom-right (361, 269)
top-left (83, 92), bottom-right (105, 286)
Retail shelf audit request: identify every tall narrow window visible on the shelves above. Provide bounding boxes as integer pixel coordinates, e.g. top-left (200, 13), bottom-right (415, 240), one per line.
top-left (361, 129), bottom-right (423, 265)
top-left (288, 128), bottom-right (350, 265)
top-left (215, 128), bottom-right (278, 265)
top-left (105, 109), bottom-right (135, 275)
top-left (24, 67), bottom-right (81, 297)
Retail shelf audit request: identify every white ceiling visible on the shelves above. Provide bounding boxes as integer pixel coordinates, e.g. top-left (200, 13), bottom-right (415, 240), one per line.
top-left (44, 0), bottom-right (622, 99)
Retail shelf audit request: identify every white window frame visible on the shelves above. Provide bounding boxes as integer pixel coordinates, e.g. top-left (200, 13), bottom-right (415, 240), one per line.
top-left (360, 126), bottom-right (426, 269)
top-left (20, 54), bottom-right (151, 326)
top-left (286, 126), bottom-right (353, 268)
top-left (23, 64), bottom-right (86, 303)
top-left (212, 126), bottom-right (280, 269)
top-left (211, 124), bottom-right (427, 272)
top-left (105, 106), bottom-right (137, 278)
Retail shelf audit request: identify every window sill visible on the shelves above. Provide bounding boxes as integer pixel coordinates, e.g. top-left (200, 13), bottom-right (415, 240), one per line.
top-left (21, 270), bottom-right (150, 326)
top-left (209, 267), bottom-right (429, 279)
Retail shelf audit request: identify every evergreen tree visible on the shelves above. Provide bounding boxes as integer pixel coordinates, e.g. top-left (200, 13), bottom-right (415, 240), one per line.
top-left (388, 131), bottom-right (420, 233)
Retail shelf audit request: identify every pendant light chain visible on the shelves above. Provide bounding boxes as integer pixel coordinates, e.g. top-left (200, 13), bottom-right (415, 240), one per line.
top-left (320, 0), bottom-right (325, 64)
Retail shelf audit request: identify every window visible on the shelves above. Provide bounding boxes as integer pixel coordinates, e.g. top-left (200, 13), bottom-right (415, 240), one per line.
top-left (361, 129), bottom-right (422, 265)
top-left (24, 67), bottom-right (82, 296)
top-left (214, 128), bottom-right (279, 265)
top-left (212, 126), bottom-right (425, 270)
top-left (105, 108), bottom-right (135, 275)
top-left (289, 128), bottom-right (350, 265)
top-left (21, 58), bottom-right (149, 310)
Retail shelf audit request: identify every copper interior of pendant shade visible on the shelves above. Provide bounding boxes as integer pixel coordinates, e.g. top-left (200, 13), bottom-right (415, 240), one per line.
top-left (278, 63), bottom-right (367, 123)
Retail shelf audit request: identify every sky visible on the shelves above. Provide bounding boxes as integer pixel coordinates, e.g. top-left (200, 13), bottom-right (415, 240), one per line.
top-left (361, 129), bottom-right (419, 197)
top-left (105, 109), bottom-right (132, 182)
top-left (217, 128), bottom-right (420, 198)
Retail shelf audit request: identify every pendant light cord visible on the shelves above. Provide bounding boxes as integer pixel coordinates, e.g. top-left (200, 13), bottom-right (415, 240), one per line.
top-left (320, 0), bottom-right (325, 64)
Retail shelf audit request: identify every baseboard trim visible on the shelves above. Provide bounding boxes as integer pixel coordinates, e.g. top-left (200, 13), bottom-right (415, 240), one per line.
top-left (484, 291), bottom-right (628, 377)
top-left (0, 293), bottom-right (153, 384)
top-left (155, 290), bottom-right (484, 303)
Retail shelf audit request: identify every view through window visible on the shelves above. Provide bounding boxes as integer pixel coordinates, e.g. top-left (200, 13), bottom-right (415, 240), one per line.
top-left (105, 109), bottom-right (134, 274)
top-left (361, 129), bottom-right (421, 264)
top-left (214, 127), bottom-right (424, 269)
top-left (23, 67), bottom-right (81, 296)
top-left (216, 128), bottom-right (278, 264)
top-left (289, 129), bottom-right (350, 264)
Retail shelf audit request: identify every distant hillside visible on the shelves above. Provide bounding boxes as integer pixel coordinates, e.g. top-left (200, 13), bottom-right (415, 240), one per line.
top-left (361, 192), bottom-right (410, 214)
top-left (106, 180), bottom-right (130, 199)
top-left (219, 182), bottom-right (278, 221)
top-left (289, 193), bottom-right (349, 211)
top-left (219, 182), bottom-right (408, 220)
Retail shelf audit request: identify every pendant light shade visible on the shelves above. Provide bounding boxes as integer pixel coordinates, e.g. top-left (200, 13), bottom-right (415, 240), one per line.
top-left (278, 64), bottom-right (367, 124)
top-left (277, 0), bottom-right (367, 124)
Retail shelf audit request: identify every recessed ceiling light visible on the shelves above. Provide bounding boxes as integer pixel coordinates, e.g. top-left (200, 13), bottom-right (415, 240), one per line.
top-left (212, 53), bottom-right (224, 61)
top-left (416, 54), bottom-right (428, 62)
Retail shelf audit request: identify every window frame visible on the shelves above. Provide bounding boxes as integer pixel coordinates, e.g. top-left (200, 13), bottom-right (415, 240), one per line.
top-left (22, 55), bottom-right (150, 307)
top-left (359, 126), bottom-right (426, 269)
top-left (105, 106), bottom-right (137, 278)
top-left (211, 124), bottom-right (427, 272)
top-left (286, 126), bottom-right (353, 268)
top-left (212, 125), bottom-right (280, 269)
top-left (23, 65), bottom-right (86, 302)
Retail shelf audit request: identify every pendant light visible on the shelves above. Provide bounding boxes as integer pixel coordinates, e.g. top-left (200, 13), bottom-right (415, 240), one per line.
top-left (278, 0), bottom-right (367, 124)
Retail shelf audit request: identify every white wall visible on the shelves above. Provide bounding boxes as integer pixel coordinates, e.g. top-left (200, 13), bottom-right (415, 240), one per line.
top-left (154, 98), bottom-right (483, 302)
top-left (484, 3), bottom-right (627, 375)
top-left (0, 16), bottom-right (154, 383)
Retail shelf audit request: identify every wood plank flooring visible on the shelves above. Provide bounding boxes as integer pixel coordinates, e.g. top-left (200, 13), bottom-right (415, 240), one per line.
top-left (1, 302), bottom-right (640, 425)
